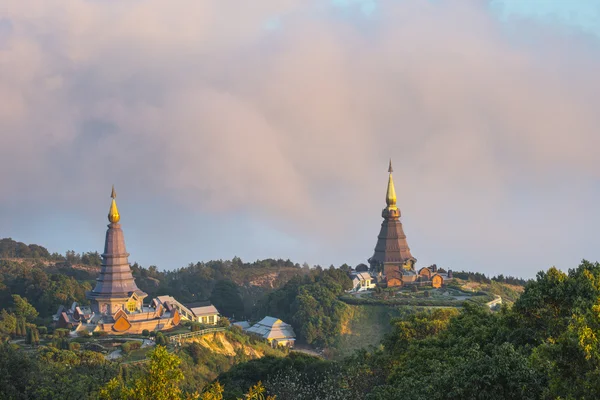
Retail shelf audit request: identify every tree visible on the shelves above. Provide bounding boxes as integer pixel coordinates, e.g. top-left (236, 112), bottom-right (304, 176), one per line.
top-left (12, 295), bottom-right (38, 322)
top-left (101, 345), bottom-right (183, 400)
top-left (0, 310), bottom-right (17, 336)
top-left (210, 280), bottom-right (245, 319)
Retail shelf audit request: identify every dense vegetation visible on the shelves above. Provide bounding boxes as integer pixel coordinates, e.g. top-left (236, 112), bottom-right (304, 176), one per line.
top-left (215, 260), bottom-right (600, 399)
top-left (258, 267), bottom-right (353, 347)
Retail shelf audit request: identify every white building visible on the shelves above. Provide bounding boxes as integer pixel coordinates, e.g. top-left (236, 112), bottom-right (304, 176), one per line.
top-left (350, 271), bottom-right (376, 292)
top-left (246, 316), bottom-right (296, 348)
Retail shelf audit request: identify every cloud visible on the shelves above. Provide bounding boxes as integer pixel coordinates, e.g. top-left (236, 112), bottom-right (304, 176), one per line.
top-left (1, 0), bottom-right (600, 276)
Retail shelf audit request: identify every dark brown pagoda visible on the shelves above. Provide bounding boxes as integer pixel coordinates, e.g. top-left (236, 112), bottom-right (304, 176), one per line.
top-left (86, 186), bottom-right (148, 315)
top-left (369, 160), bottom-right (416, 275)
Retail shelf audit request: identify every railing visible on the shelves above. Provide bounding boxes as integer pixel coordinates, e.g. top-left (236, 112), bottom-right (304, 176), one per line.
top-left (168, 327), bottom-right (226, 343)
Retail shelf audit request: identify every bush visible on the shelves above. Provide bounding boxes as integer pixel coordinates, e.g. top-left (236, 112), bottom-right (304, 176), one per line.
top-left (424, 291), bottom-right (430, 298)
top-left (191, 323), bottom-right (201, 332)
top-left (77, 329), bottom-right (90, 337)
top-left (69, 342), bottom-right (81, 351)
top-left (92, 331), bottom-right (108, 337)
top-left (149, 331), bottom-right (157, 337)
top-left (55, 328), bottom-right (71, 338)
top-left (121, 341), bottom-right (142, 354)
top-left (217, 317), bottom-right (230, 327)
top-left (37, 326), bottom-right (48, 335)
top-left (142, 329), bottom-right (150, 337)
top-left (155, 332), bottom-right (168, 346)
top-left (411, 286), bottom-right (418, 293)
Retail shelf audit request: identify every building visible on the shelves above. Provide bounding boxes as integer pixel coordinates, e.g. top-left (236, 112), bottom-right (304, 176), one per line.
top-left (368, 160), bottom-right (417, 275)
top-left (56, 187), bottom-right (181, 335)
top-left (350, 271), bottom-right (377, 292)
top-left (233, 321), bottom-right (251, 330)
top-left (365, 162), bottom-right (452, 289)
top-left (246, 316), bottom-right (296, 348)
top-left (187, 303), bottom-right (220, 325)
top-left (153, 297), bottom-right (221, 325)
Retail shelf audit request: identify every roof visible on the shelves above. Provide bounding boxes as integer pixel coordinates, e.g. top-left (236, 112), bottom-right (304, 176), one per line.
top-left (189, 305), bottom-right (219, 318)
top-left (156, 295), bottom-right (176, 304)
top-left (354, 272), bottom-right (372, 281)
top-left (233, 321), bottom-right (251, 329)
top-left (246, 316), bottom-right (296, 340)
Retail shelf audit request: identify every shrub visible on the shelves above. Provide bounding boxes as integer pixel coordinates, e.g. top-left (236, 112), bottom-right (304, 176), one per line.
top-left (55, 328), bottom-right (71, 338)
top-left (121, 341), bottom-right (142, 354)
top-left (77, 329), bottom-right (90, 337)
top-left (142, 329), bottom-right (150, 337)
top-left (191, 323), bottom-right (201, 332)
top-left (155, 332), bottom-right (168, 346)
top-left (149, 331), bottom-right (157, 337)
top-left (93, 331), bottom-right (108, 337)
top-left (69, 342), bottom-right (81, 351)
top-left (411, 286), bottom-right (418, 293)
top-left (37, 326), bottom-right (48, 335)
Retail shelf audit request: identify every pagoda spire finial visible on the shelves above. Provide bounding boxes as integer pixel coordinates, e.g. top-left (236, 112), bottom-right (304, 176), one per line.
top-left (108, 185), bottom-right (120, 223)
top-left (386, 160), bottom-right (397, 210)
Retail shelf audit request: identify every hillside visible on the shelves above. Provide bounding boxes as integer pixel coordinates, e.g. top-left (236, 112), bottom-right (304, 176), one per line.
top-left (174, 328), bottom-right (288, 393)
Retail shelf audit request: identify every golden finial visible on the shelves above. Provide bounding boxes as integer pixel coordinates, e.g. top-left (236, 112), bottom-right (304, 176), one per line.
top-left (386, 160), bottom-right (397, 210)
top-left (108, 185), bottom-right (120, 223)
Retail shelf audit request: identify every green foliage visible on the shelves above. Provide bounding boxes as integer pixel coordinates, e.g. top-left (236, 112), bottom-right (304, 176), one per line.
top-left (25, 326), bottom-right (39, 345)
top-left (191, 322), bottom-right (202, 332)
top-left (0, 310), bottom-right (17, 339)
top-left (0, 259), bottom-right (92, 319)
top-left (155, 332), bottom-right (168, 346)
top-left (0, 343), bottom-right (115, 399)
top-left (102, 345), bottom-right (184, 400)
top-left (12, 294), bottom-right (39, 322)
top-left (121, 341), bottom-right (143, 354)
top-left (0, 238), bottom-right (53, 259)
top-left (260, 266), bottom-right (352, 347)
top-left (211, 280), bottom-right (246, 319)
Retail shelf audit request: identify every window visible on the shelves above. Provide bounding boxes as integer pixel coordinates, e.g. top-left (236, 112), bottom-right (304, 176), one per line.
top-left (127, 301), bottom-right (137, 312)
top-left (208, 315), bottom-right (214, 324)
top-left (202, 316), bottom-right (208, 324)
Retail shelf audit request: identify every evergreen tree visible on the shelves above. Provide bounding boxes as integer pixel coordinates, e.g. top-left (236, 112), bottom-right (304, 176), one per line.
top-left (32, 328), bottom-right (39, 345)
top-left (17, 318), bottom-right (26, 337)
top-left (26, 327), bottom-right (33, 345)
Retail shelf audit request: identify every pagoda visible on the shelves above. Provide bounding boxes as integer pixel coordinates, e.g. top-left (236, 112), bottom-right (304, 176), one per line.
top-left (368, 160), bottom-right (417, 279)
top-left (56, 187), bottom-right (180, 334)
top-left (86, 186), bottom-right (148, 315)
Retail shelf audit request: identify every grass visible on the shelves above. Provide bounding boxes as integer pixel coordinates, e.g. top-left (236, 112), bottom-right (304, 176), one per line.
top-left (331, 305), bottom-right (404, 360)
top-left (163, 325), bottom-right (192, 337)
top-left (121, 346), bottom-right (153, 362)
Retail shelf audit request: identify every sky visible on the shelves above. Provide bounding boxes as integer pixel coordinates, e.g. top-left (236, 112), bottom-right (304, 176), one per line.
top-left (1, 0), bottom-right (600, 278)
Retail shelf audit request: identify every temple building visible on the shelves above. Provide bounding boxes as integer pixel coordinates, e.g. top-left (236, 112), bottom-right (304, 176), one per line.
top-left (363, 162), bottom-right (452, 289)
top-left (56, 187), bottom-right (181, 334)
top-left (369, 160), bottom-right (417, 278)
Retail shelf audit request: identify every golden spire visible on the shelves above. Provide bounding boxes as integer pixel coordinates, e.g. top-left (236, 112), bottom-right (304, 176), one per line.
top-left (386, 159), bottom-right (397, 210)
top-left (108, 185), bottom-right (120, 223)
